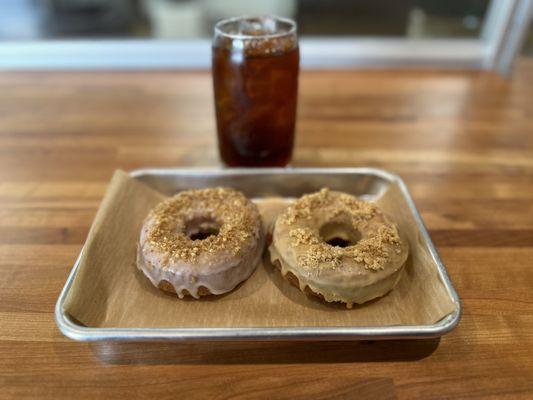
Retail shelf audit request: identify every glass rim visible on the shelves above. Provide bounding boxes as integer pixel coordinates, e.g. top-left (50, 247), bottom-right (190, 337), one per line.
top-left (214, 15), bottom-right (297, 40)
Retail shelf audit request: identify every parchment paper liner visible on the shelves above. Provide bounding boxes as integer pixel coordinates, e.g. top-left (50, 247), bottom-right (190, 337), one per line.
top-left (64, 170), bottom-right (455, 328)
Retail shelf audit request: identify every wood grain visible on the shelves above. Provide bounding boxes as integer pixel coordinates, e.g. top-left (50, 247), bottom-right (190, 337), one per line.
top-left (1, 60), bottom-right (533, 399)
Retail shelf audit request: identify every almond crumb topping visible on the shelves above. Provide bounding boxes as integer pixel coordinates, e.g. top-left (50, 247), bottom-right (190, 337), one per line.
top-left (278, 189), bottom-right (403, 271)
top-left (145, 187), bottom-right (260, 262)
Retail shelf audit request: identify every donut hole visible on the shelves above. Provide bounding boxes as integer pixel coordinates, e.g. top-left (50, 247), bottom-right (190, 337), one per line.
top-left (320, 222), bottom-right (362, 248)
top-left (184, 217), bottom-right (221, 241)
top-left (326, 237), bottom-right (352, 248)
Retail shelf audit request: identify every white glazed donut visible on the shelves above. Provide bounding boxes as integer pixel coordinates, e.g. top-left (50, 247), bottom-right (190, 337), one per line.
top-left (137, 187), bottom-right (263, 298)
top-left (269, 189), bottom-right (408, 307)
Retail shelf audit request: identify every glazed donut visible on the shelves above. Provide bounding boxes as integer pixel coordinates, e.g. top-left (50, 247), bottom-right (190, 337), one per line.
top-left (269, 188), bottom-right (408, 307)
top-left (137, 187), bottom-right (264, 298)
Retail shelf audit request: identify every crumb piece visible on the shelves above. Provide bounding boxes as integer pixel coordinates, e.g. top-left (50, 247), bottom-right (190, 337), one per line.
top-left (280, 188), bottom-right (332, 225)
top-left (297, 243), bottom-right (343, 270)
top-left (279, 188), bottom-right (379, 226)
top-left (289, 228), bottom-right (320, 246)
top-left (344, 224), bottom-right (401, 270)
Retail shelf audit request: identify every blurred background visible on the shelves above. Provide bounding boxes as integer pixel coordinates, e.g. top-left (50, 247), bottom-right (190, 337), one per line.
top-left (0, 0), bottom-right (496, 39)
top-left (0, 0), bottom-right (531, 73)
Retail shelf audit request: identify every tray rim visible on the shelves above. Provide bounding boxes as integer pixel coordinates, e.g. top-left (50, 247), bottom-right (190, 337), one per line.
top-left (55, 167), bottom-right (461, 341)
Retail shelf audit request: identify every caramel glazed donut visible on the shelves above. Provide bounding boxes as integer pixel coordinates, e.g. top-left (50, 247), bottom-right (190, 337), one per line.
top-left (137, 187), bottom-right (264, 298)
top-left (269, 189), bottom-right (409, 308)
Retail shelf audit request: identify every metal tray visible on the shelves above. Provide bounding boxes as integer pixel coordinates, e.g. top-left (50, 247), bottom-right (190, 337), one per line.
top-left (55, 168), bottom-right (461, 341)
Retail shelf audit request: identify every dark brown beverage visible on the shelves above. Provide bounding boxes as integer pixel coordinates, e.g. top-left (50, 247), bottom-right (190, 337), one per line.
top-left (212, 17), bottom-right (299, 167)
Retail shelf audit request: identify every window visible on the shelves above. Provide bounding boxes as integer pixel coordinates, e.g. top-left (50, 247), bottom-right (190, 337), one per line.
top-left (0, 0), bottom-right (531, 73)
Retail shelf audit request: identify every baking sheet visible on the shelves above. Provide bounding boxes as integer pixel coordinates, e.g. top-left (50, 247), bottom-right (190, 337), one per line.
top-left (63, 170), bottom-right (456, 329)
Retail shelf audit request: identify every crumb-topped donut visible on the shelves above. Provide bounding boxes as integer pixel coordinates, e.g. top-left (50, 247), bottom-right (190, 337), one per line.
top-left (137, 187), bottom-right (263, 298)
top-left (269, 189), bottom-right (408, 307)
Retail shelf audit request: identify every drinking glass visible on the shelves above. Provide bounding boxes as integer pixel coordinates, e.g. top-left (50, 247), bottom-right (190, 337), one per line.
top-left (212, 16), bottom-right (299, 167)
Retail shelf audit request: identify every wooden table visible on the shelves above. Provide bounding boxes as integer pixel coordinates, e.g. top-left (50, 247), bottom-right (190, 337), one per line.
top-left (1, 60), bottom-right (532, 399)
